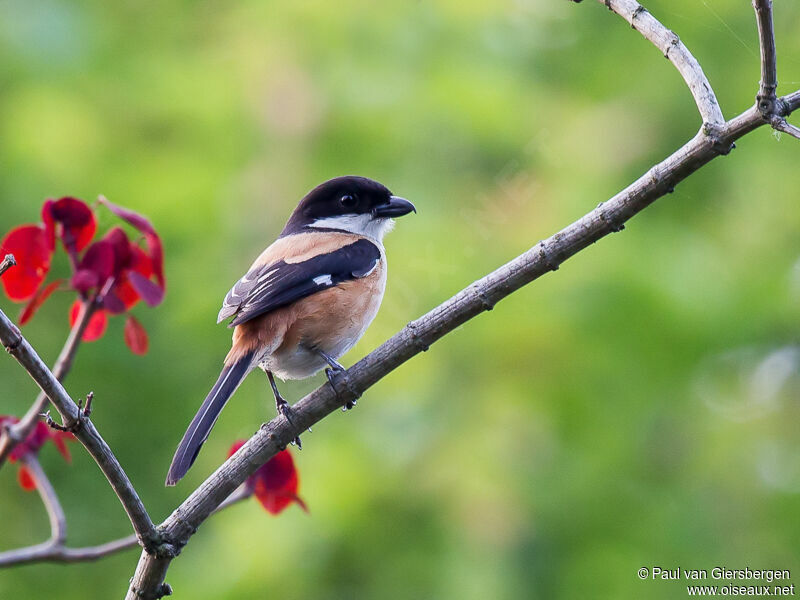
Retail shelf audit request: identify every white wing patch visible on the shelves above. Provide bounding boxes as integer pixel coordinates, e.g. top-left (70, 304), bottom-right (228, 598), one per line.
top-left (313, 274), bottom-right (333, 286)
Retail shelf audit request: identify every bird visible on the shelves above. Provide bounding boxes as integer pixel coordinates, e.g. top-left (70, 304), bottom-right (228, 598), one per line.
top-left (166, 176), bottom-right (415, 486)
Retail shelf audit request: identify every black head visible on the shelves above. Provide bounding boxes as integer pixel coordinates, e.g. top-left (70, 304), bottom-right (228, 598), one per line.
top-left (281, 176), bottom-right (415, 239)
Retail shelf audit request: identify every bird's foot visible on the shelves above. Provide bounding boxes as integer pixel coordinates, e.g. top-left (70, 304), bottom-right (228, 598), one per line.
top-left (275, 397), bottom-right (303, 449)
top-left (325, 367), bottom-right (359, 412)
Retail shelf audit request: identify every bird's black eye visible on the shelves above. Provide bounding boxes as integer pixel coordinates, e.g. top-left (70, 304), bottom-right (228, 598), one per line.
top-left (339, 194), bottom-right (357, 209)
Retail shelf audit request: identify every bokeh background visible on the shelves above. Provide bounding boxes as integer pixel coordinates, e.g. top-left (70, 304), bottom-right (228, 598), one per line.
top-left (1, 0), bottom-right (800, 598)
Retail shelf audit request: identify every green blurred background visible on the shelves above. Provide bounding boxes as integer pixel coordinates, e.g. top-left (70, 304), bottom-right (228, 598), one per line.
top-left (1, 0), bottom-right (799, 598)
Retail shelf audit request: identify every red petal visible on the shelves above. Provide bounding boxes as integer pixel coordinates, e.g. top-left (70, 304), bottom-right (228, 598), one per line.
top-left (69, 300), bottom-right (108, 342)
top-left (99, 197), bottom-right (165, 290)
top-left (45, 197), bottom-right (97, 253)
top-left (123, 315), bottom-right (149, 355)
top-left (114, 245), bottom-right (152, 309)
top-left (71, 240), bottom-right (115, 293)
top-left (71, 270), bottom-right (99, 293)
top-left (29, 422), bottom-right (51, 452)
top-left (252, 450), bottom-right (304, 515)
top-left (102, 291), bottom-right (127, 314)
top-left (52, 432), bottom-right (73, 462)
top-left (128, 271), bottom-right (164, 306)
top-left (259, 449), bottom-right (298, 491)
top-left (19, 279), bottom-right (62, 325)
top-left (288, 493), bottom-right (309, 513)
top-left (102, 227), bottom-right (132, 277)
top-left (147, 235), bottom-right (165, 291)
top-left (127, 244), bottom-right (153, 277)
top-left (10, 421), bottom-right (48, 460)
top-left (254, 486), bottom-right (293, 514)
top-left (41, 201), bottom-right (56, 251)
top-left (18, 466), bottom-right (36, 491)
top-left (99, 198), bottom-right (156, 235)
top-left (0, 225), bottom-right (53, 301)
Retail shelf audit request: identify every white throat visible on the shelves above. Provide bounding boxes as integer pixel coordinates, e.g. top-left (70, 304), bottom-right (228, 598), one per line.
top-left (308, 214), bottom-right (395, 244)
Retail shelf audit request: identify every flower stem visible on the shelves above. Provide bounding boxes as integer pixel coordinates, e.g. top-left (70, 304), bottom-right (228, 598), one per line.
top-left (0, 297), bottom-right (98, 466)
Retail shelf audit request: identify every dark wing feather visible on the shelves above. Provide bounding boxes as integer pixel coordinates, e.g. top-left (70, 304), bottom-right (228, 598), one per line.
top-left (218, 239), bottom-right (381, 328)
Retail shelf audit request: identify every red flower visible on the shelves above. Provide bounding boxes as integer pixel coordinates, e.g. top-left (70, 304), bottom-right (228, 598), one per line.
top-left (0, 416), bottom-right (75, 492)
top-left (98, 197), bottom-right (165, 298)
top-left (228, 441), bottom-right (308, 515)
top-left (42, 197), bottom-right (97, 255)
top-left (0, 196), bottom-right (166, 354)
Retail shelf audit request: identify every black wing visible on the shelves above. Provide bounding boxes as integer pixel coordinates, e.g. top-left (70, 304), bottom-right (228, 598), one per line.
top-left (217, 238), bottom-right (381, 328)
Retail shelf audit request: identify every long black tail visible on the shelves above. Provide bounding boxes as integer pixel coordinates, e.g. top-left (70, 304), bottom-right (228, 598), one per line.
top-left (165, 351), bottom-right (255, 486)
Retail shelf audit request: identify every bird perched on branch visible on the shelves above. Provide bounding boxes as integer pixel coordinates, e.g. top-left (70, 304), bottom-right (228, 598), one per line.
top-left (166, 176), bottom-right (415, 486)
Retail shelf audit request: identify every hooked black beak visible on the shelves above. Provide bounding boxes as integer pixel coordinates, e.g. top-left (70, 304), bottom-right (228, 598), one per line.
top-left (373, 196), bottom-right (416, 218)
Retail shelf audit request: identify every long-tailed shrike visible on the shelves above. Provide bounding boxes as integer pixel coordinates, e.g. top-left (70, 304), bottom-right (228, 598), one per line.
top-left (166, 176), bottom-right (415, 485)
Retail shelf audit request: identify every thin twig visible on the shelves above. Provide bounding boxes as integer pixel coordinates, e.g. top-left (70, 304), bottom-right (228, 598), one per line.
top-left (0, 308), bottom-right (160, 552)
top-left (0, 484), bottom-right (253, 567)
top-left (769, 117), bottom-right (800, 140)
top-left (27, 455), bottom-right (66, 544)
top-left (0, 254), bottom-right (16, 277)
top-left (0, 298), bottom-right (98, 466)
top-left (596, 0), bottom-right (724, 125)
top-left (784, 90), bottom-right (800, 111)
top-left (753, 0), bottom-right (777, 115)
top-left (0, 534), bottom-right (140, 567)
top-left (752, 0), bottom-right (799, 143)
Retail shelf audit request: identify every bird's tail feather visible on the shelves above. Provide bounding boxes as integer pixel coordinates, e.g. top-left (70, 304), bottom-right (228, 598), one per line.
top-left (165, 351), bottom-right (256, 486)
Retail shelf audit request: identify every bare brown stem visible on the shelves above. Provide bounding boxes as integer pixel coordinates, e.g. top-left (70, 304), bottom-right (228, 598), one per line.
top-left (596, 0), bottom-right (724, 125)
top-left (0, 299), bottom-right (98, 466)
top-left (769, 116), bottom-right (800, 140)
top-left (0, 483), bottom-right (252, 567)
top-left (753, 0), bottom-right (777, 114)
top-left (0, 308), bottom-right (160, 552)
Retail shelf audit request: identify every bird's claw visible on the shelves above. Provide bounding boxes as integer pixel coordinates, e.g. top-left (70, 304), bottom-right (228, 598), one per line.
top-left (325, 368), bottom-right (359, 412)
top-left (276, 398), bottom-right (303, 449)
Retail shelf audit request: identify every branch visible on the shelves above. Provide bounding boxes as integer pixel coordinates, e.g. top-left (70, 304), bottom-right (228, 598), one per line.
top-left (0, 534), bottom-right (139, 567)
top-left (751, 0), bottom-right (800, 140)
top-left (0, 454), bottom-right (68, 567)
top-left (0, 298), bottom-right (98, 466)
top-left (0, 254), bottom-right (16, 277)
top-left (0, 484), bottom-right (253, 567)
top-left (0, 310), bottom-right (160, 551)
top-left (27, 455), bottom-right (65, 542)
top-left (125, 88), bottom-right (800, 598)
top-left (769, 116), bottom-right (800, 140)
top-left (785, 90), bottom-right (800, 111)
top-left (593, 0), bottom-right (724, 125)
top-left (753, 0), bottom-right (777, 114)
